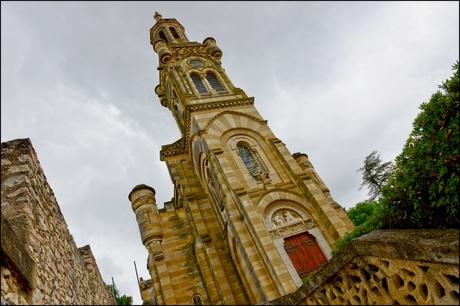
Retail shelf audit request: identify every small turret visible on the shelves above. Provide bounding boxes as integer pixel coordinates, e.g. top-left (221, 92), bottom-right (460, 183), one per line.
top-left (293, 153), bottom-right (330, 194)
top-left (128, 184), bottom-right (163, 249)
top-left (153, 40), bottom-right (172, 64)
top-left (203, 37), bottom-right (222, 60)
top-left (292, 153), bottom-right (313, 170)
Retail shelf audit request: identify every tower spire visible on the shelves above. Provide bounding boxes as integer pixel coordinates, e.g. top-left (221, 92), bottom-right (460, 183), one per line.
top-left (154, 11), bottom-right (162, 22)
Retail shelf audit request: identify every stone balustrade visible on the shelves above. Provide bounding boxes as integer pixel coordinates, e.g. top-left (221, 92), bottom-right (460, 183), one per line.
top-left (267, 229), bottom-right (459, 305)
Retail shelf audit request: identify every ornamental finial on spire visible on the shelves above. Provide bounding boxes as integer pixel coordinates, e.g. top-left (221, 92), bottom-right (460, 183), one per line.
top-left (154, 12), bottom-right (162, 22)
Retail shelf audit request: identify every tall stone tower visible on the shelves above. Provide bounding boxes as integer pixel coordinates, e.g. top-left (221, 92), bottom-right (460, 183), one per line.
top-left (129, 12), bottom-right (354, 305)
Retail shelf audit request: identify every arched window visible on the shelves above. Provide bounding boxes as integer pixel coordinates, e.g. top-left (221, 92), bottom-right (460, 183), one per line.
top-left (192, 294), bottom-right (202, 305)
top-left (238, 143), bottom-right (262, 176)
top-left (206, 72), bottom-right (226, 92)
top-left (190, 74), bottom-right (208, 94)
top-left (170, 27), bottom-right (180, 39)
top-left (159, 31), bottom-right (168, 42)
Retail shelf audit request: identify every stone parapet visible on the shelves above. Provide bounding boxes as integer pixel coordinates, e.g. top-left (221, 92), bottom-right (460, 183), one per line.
top-left (267, 229), bottom-right (459, 305)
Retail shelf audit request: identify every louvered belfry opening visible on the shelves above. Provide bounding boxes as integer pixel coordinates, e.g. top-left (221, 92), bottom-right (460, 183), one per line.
top-left (191, 74), bottom-right (208, 93)
top-left (170, 27), bottom-right (180, 39)
top-left (159, 31), bottom-right (167, 42)
top-left (206, 72), bottom-right (226, 92)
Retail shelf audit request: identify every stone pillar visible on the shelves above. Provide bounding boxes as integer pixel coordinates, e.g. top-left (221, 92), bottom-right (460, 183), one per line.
top-left (203, 37), bottom-right (222, 60)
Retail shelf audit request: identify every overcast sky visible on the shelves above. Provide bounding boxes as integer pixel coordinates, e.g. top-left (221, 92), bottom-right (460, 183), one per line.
top-left (2, 1), bottom-right (459, 304)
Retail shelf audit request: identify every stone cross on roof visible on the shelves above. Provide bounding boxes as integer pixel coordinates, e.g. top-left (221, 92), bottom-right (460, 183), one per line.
top-left (154, 12), bottom-right (162, 22)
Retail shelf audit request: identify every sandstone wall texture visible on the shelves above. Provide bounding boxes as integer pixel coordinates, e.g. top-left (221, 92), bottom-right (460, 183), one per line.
top-left (267, 229), bottom-right (460, 305)
top-left (1, 138), bottom-right (116, 305)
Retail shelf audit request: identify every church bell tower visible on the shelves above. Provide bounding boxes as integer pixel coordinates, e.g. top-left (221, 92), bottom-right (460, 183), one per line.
top-left (129, 12), bottom-right (354, 305)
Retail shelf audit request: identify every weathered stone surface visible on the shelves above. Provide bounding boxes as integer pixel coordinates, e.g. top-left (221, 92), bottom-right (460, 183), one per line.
top-left (267, 229), bottom-right (460, 305)
top-left (1, 138), bottom-right (116, 305)
top-left (132, 14), bottom-right (356, 305)
top-left (1, 214), bottom-right (37, 290)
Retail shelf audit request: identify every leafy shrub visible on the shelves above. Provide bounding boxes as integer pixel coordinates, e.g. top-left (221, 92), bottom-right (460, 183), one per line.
top-left (347, 200), bottom-right (379, 226)
top-left (380, 61), bottom-right (459, 229)
top-left (332, 201), bottom-right (384, 255)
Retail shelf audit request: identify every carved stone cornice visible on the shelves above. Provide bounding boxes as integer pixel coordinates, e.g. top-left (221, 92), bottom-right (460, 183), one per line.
top-left (187, 97), bottom-right (253, 113)
top-left (170, 44), bottom-right (209, 61)
top-left (160, 137), bottom-right (186, 160)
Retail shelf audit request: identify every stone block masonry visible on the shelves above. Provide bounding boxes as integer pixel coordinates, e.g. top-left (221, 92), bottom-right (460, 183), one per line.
top-left (1, 138), bottom-right (116, 305)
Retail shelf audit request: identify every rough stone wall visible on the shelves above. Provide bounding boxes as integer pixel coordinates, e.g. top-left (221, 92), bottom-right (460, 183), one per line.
top-left (267, 229), bottom-right (460, 305)
top-left (1, 138), bottom-right (116, 305)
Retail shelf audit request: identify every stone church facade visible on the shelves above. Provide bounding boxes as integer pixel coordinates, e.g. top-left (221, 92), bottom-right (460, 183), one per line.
top-left (129, 13), bottom-right (354, 305)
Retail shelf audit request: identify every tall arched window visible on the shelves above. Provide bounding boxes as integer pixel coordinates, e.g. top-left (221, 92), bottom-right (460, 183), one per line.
top-left (206, 72), bottom-right (226, 92)
top-left (192, 294), bottom-right (202, 305)
top-left (159, 31), bottom-right (168, 42)
top-left (170, 27), bottom-right (180, 39)
top-left (190, 74), bottom-right (208, 94)
top-left (238, 143), bottom-right (262, 176)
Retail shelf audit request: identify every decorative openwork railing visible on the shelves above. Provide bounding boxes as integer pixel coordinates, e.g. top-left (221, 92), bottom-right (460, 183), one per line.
top-left (267, 229), bottom-right (459, 305)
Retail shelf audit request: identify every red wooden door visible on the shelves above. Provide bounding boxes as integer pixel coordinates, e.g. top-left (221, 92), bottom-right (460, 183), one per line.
top-left (284, 232), bottom-right (327, 277)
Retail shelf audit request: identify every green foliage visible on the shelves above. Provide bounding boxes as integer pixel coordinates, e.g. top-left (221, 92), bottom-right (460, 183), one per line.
top-left (380, 61), bottom-right (459, 229)
top-left (333, 201), bottom-right (385, 255)
top-left (117, 295), bottom-right (133, 305)
top-left (106, 283), bottom-right (133, 305)
top-left (357, 151), bottom-right (394, 200)
top-left (347, 200), bottom-right (379, 226)
top-left (334, 62), bottom-right (459, 254)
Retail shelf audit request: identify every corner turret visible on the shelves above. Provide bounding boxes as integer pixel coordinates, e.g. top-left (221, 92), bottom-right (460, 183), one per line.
top-left (128, 184), bottom-right (163, 249)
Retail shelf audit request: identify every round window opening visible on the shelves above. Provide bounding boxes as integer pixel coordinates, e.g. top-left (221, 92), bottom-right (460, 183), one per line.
top-left (190, 59), bottom-right (204, 68)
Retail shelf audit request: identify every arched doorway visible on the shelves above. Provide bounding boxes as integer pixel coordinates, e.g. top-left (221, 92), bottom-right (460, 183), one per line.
top-left (283, 232), bottom-right (327, 277)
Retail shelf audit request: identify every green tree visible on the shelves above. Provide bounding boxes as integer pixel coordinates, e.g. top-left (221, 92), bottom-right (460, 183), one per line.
top-left (357, 151), bottom-right (394, 200)
top-left (106, 283), bottom-right (133, 305)
top-left (333, 200), bottom-right (384, 255)
top-left (347, 200), bottom-right (379, 226)
top-left (333, 61), bottom-right (459, 255)
top-left (116, 295), bottom-right (133, 305)
top-left (380, 61), bottom-right (459, 229)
